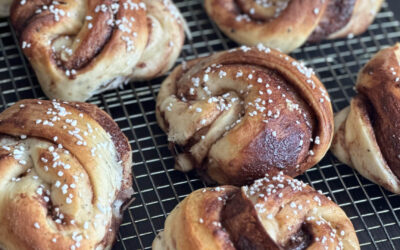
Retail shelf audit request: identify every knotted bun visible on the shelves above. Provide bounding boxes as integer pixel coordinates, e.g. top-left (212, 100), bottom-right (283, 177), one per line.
top-left (204, 0), bottom-right (383, 53)
top-left (0, 99), bottom-right (132, 250)
top-left (10, 0), bottom-right (186, 101)
top-left (153, 173), bottom-right (359, 250)
top-left (332, 43), bottom-right (400, 193)
top-left (156, 46), bottom-right (334, 185)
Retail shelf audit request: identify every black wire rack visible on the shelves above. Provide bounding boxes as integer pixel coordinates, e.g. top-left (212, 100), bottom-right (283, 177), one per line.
top-left (1, 1), bottom-right (400, 249)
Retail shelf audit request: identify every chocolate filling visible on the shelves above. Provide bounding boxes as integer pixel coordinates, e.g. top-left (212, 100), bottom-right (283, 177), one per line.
top-left (284, 224), bottom-right (312, 250)
top-left (221, 189), bottom-right (281, 250)
top-left (307, 0), bottom-right (356, 42)
top-left (355, 90), bottom-right (400, 180)
top-left (221, 190), bottom-right (311, 250)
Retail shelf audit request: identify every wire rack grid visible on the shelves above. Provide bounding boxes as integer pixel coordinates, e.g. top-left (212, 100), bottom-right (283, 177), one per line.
top-left (1, 1), bottom-right (400, 249)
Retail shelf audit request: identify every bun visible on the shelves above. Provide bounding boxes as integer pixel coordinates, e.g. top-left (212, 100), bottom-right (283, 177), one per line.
top-left (156, 46), bottom-right (334, 185)
top-left (204, 0), bottom-right (383, 53)
top-left (0, 99), bottom-right (132, 250)
top-left (10, 0), bottom-right (186, 101)
top-left (332, 43), bottom-right (400, 193)
top-left (153, 173), bottom-right (359, 250)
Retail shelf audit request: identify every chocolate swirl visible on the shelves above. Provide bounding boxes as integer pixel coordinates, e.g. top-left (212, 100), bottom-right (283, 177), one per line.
top-left (10, 0), bottom-right (186, 101)
top-left (204, 0), bottom-right (383, 53)
top-left (332, 43), bottom-right (400, 194)
top-left (152, 173), bottom-right (360, 250)
top-left (156, 46), bottom-right (333, 186)
top-left (0, 99), bottom-right (132, 249)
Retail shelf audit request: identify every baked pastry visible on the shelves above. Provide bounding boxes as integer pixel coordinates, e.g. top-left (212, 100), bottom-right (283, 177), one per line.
top-left (10, 0), bottom-right (187, 101)
top-left (332, 43), bottom-right (400, 194)
top-left (204, 0), bottom-right (384, 53)
top-left (156, 46), bottom-right (334, 186)
top-left (0, 0), bottom-right (11, 17)
top-left (0, 99), bottom-right (132, 249)
top-left (153, 173), bottom-right (360, 250)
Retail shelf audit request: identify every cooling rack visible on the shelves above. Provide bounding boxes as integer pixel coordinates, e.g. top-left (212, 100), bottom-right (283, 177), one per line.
top-left (1, 1), bottom-right (400, 249)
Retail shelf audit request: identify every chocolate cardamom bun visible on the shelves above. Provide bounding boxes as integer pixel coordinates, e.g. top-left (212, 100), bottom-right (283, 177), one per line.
top-left (152, 173), bottom-right (359, 250)
top-left (204, 0), bottom-right (383, 53)
top-left (10, 0), bottom-right (187, 101)
top-left (156, 46), bottom-right (334, 186)
top-left (0, 99), bottom-right (132, 250)
top-left (332, 43), bottom-right (400, 194)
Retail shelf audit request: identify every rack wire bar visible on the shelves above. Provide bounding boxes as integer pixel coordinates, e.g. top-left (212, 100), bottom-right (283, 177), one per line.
top-left (1, 1), bottom-right (400, 249)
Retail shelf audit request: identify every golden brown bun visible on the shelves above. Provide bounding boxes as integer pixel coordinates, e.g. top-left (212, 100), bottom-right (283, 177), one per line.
top-left (0, 99), bottom-right (132, 250)
top-left (156, 46), bottom-right (334, 186)
top-left (332, 43), bottom-right (400, 194)
top-left (153, 174), bottom-right (359, 250)
top-left (10, 0), bottom-right (186, 101)
top-left (204, 0), bottom-right (383, 53)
